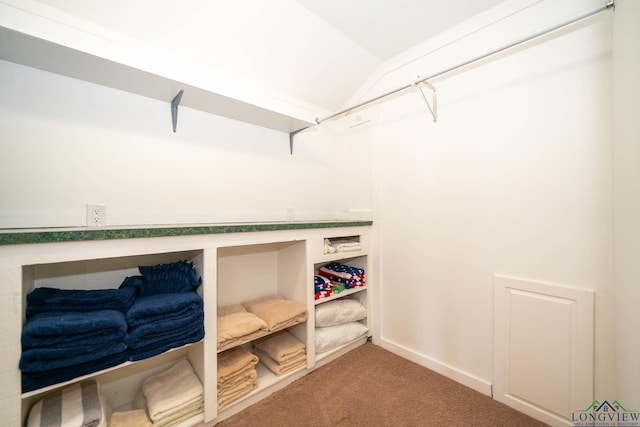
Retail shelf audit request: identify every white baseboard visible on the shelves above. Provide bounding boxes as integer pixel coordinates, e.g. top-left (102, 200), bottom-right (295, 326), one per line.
top-left (378, 338), bottom-right (492, 396)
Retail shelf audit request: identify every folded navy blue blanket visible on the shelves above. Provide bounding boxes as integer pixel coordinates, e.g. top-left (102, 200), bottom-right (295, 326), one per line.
top-left (125, 260), bottom-right (201, 296)
top-left (125, 312), bottom-right (204, 349)
top-left (20, 341), bottom-right (127, 373)
top-left (23, 330), bottom-right (124, 352)
top-left (125, 291), bottom-right (203, 327)
top-left (22, 310), bottom-right (128, 348)
top-left (26, 286), bottom-right (137, 317)
top-left (128, 324), bottom-right (204, 361)
top-left (22, 350), bottom-right (129, 393)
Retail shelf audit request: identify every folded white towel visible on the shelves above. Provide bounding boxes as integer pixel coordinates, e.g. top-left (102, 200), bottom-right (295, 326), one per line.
top-left (142, 359), bottom-right (203, 422)
top-left (152, 399), bottom-right (203, 427)
top-left (324, 239), bottom-right (362, 254)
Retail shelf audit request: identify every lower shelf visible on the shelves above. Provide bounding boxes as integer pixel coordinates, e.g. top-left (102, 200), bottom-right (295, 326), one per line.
top-left (219, 361), bottom-right (307, 412)
top-left (215, 336), bottom-right (369, 423)
top-left (315, 334), bottom-right (369, 364)
top-left (21, 341), bottom-right (201, 399)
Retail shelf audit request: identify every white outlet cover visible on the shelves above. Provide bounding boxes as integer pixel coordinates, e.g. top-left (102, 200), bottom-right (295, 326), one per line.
top-left (86, 203), bottom-right (107, 227)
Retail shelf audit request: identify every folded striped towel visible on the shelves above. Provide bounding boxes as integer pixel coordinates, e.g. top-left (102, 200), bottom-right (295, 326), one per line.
top-left (27, 380), bottom-right (107, 427)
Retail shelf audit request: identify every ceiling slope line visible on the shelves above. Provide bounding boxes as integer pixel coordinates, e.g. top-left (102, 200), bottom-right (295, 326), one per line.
top-left (288, 0), bottom-right (614, 154)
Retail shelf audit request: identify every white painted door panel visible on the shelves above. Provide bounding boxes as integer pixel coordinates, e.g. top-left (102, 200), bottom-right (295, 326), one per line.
top-left (494, 275), bottom-right (594, 426)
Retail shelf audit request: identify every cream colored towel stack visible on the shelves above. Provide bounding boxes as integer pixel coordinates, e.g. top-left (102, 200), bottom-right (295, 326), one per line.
top-left (142, 359), bottom-right (204, 427)
top-left (217, 346), bottom-right (259, 409)
top-left (253, 330), bottom-right (307, 376)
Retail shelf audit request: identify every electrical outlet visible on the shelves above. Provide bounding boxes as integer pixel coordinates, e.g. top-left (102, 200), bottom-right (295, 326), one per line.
top-left (86, 203), bottom-right (107, 227)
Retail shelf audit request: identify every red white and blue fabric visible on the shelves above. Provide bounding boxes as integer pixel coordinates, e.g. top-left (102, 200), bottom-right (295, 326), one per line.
top-left (318, 262), bottom-right (365, 289)
top-left (314, 289), bottom-right (333, 300)
top-left (314, 275), bottom-right (334, 300)
top-left (314, 275), bottom-right (333, 293)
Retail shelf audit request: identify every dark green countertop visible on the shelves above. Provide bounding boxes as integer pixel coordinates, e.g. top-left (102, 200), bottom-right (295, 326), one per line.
top-left (0, 220), bottom-right (373, 245)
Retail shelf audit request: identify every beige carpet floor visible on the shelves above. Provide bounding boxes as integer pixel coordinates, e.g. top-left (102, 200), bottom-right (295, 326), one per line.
top-left (216, 342), bottom-right (548, 426)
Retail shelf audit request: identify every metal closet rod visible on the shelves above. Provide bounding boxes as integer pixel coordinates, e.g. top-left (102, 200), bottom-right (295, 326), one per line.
top-left (289, 0), bottom-right (614, 152)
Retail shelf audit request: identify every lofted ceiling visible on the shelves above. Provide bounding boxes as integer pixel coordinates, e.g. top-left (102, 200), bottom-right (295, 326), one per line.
top-left (293, 0), bottom-right (506, 61)
top-left (32, 0), bottom-right (505, 113)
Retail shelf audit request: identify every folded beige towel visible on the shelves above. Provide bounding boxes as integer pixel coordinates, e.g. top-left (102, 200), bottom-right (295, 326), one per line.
top-left (166, 413), bottom-right (205, 427)
top-left (217, 304), bottom-right (247, 316)
top-left (242, 294), bottom-right (308, 332)
top-left (108, 409), bottom-right (151, 427)
top-left (255, 348), bottom-right (307, 376)
top-left (217, 380), bottom-right (258, 410)
top-left (218, 371), bottom-right (258, 400)
top-left (241, 294), bottom-right (284, 309)
top-left (217, 309), bottom-right (269, 351)
top-left (253, 330), bottom-right (306, 363)
top-left (217, 346), bottom-right (259, 385)
top-left (217, 369), bottom-right (257, 395)
top-left (142, 359), bottom-right (203, 422)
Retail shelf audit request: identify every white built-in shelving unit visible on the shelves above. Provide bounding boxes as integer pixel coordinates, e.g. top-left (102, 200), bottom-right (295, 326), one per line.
top-left (0, 223), bottom-right (371, 426)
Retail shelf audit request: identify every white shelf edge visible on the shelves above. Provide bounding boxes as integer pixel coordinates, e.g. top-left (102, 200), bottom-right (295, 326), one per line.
top-left (314, 285), bottom-right (367, 305)
top-left (314, 334), bottom-right (369, 364)
top-left (21, 340), bottom-right (201, 399)
top-left (0, 1), bottom-right (320, 134)
top-left (313, 250), bottom-right (369, 264)
top-left (217, 320), bottom-right (307, 354)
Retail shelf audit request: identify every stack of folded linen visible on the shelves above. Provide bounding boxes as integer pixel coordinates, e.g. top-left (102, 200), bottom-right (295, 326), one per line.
top-left (324, 238), bottom-right (362, 254)
top-left (20, 308), bottom-right (129, 393)
top-left (241, 294), bottom-right (308, 332)
top-left (315, 298), bottom-right (368, 354)
top-left (142, 359), bottom-right (204, 427)
top-left (125, 291), bottom-right (204, 361)
top-left (108, 409), bottom-right (151, 427)
top-left (123, 260), bottom-right (205, 361)
top-left (120, 260), bottom-right (202, 296)
top-left (217, 304), bottom-right (268, 351)
top-left (314, 275), bottom-right (333, 300)
top-left (26, 286), bottom-right (137, 317)
top-left (217, 346), bottom-right (259, 410)
top-left (252, 331), bottom-right (306, 376)
top-left (26, 379), bottom-right (108, 427)
top-left (318, 262), bottom-right (365, 289)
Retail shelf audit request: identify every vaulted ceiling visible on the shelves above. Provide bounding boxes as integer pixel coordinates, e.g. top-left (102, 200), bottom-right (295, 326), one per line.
top-left (33, 0), bottom-right (505, 113)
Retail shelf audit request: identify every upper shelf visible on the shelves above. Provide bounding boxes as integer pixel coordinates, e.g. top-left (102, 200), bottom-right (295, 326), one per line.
top-left (0, 1), bottom-right (319, 133)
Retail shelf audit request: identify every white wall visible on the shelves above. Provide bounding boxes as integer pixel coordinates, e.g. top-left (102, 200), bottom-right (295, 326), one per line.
top-left (612, 0), bottom-right (640, 410)
top-left (337, 0), bottom-right (616, 404)
top-left (0, 60), bottom-right (337, 228)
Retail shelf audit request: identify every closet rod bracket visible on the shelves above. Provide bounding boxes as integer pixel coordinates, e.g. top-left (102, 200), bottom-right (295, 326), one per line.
top-left (416, 80), bottom-right (437, 122)
top-left (171, 90), bottom-right (184, 133)
top-left (289, 126), bottom-right (310, 155)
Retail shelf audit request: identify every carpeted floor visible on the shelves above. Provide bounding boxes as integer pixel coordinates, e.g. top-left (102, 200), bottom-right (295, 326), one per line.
top-left (216, 342), bottom-right (548, 426)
